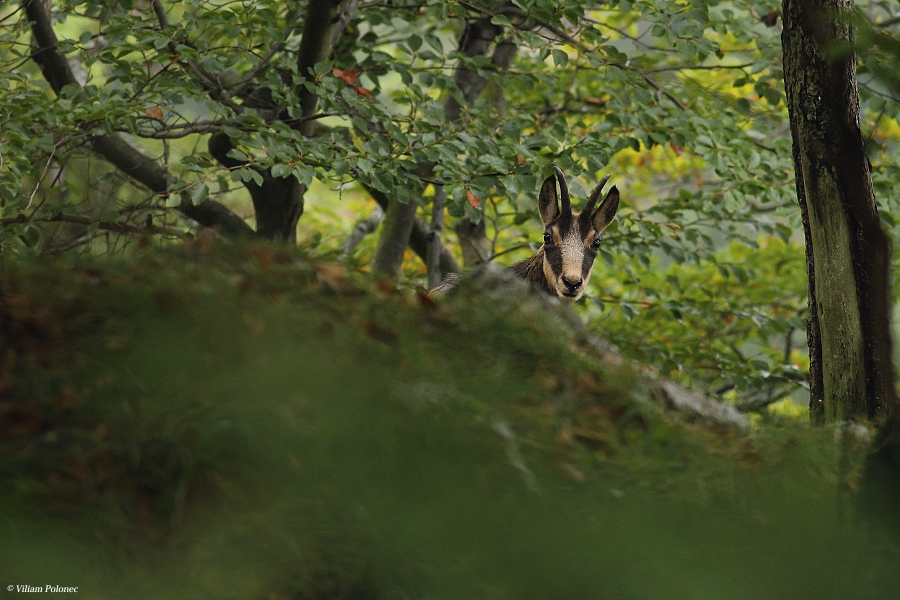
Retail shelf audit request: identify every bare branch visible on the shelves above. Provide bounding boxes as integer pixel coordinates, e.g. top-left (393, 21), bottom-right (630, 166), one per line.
top-left (1, 212), bottom-right (192, 239)
top-left (644, 63), bottom-right (756, 73)
top-left (150, 0), bottom-right (241, 111)
top-left (637, 70), bottom-right (687, 110)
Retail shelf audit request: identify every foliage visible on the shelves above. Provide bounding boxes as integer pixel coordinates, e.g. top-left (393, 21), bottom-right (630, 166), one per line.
top-left (1, 0), bottom-right (899, 409)
top-left (589, 236), bottom-right (808, 402)
top-left (1, 246), bottom-right (897, 598)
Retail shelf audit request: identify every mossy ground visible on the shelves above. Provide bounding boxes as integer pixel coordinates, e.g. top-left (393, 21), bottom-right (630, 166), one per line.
top-left (0, 242), bottom-right (897, 599)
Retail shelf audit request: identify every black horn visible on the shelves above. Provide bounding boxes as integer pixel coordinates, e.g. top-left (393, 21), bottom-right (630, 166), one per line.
top-left (553, 166), bottom-right (571, 216)
top-left (582, 174), bottom-right (611, 216)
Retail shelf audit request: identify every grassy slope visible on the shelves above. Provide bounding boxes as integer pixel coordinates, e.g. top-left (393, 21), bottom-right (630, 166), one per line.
top-left (0, 242), bottom-right (897, 599)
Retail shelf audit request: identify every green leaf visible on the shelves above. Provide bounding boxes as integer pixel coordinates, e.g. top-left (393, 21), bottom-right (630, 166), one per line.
top-left (333, 160), bottom-right (350, 177)
top-left (292, 165), bottom-right (315, 188)
top-left (490, 14), bottom-right (512, 27)
top-left (551, 49), bottom-right (569, 67)
top-left (313, 61), bottom-right (332, 77)
top-left (190, 183), bottom-right (209, 205)
top-left (271, 164), bottom-right (291, 178)
top-left (676, 39), bottom-right (696, 59)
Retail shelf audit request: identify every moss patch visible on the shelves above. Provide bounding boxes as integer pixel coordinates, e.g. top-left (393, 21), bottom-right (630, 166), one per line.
top-left (0, 242), bottom-right (896, 599)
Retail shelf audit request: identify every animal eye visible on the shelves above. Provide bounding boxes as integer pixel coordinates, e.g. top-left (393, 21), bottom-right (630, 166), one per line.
top-left (543, 232), bottom-right (553, 245)
top-left (592, 236), bottom-right (602, 249)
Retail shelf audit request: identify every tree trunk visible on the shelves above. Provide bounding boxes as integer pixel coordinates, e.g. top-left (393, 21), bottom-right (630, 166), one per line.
top-left (445, 17), bottom-right (516, 268)
top-left (208, 133), bottom-right (305, 241)
top-left (297, 0), bottom-right (349, 137)
top-left (366, 187), bottom-right (460, 275)
top-left (427, 186), bottom-right (447, 289)
top-left (207, 0), bottom-right (350, 242)
top-left (370, 199), bottom-right (418, 278)
top-left (782, 0), bottom-right (897, 422)
top-left (455, 219), bottom-right (489, 266)
top-left (367, 13), bottom-right (517, 277)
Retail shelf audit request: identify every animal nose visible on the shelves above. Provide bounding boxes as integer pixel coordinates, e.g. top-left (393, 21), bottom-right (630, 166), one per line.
top-left (562, 276), bottom-right (583, 292)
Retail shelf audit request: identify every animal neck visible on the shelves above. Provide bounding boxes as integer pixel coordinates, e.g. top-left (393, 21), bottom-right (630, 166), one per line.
top-left (511, 249), bottom-right (553, 295)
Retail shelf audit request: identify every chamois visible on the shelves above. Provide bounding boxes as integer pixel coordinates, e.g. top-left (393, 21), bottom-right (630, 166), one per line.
top-left (431, 168), bottom-right (619, 303)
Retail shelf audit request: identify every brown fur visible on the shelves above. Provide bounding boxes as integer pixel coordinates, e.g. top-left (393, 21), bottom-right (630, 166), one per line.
top-left (511, 249), bottom-right (554, 295)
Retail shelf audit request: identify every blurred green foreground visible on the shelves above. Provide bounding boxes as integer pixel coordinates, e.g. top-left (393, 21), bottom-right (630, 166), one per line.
top-left (1, 243), bottom-right (898, 599)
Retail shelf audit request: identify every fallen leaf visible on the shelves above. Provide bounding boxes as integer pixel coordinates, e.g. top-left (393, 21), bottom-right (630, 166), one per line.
top-left (332, 68), bottom-right (359, 85)
top-left (354, 85), bottom-right (373, 98)
top-left (146, 107), bottom-right (164, 120)
top-left (467, 191), bottom-right (481, 208)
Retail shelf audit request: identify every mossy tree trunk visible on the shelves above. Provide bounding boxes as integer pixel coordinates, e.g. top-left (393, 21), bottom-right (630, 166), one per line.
top-left (370, 197), bottom-right (418, 279)
top-left (782, 0), bottom-right (898, 424)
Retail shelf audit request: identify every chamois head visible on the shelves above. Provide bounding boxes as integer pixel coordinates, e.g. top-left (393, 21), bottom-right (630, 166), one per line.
top-left (537, 167), bottom-right (619, 302)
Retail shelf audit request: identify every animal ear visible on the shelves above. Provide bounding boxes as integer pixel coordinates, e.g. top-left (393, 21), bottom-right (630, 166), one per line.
top-left (592, 186), bottom-right (620, 232)
top-left (538, 174), bottom-right (559, 224)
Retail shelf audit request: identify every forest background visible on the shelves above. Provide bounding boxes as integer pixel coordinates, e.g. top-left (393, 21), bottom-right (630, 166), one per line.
top-left (3, 0), bottom-right (900, 597)
top-left (3, 0), bottom-right (900, 416)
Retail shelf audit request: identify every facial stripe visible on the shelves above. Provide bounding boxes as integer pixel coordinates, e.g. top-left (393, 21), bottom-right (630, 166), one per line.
top-left (544, 241), bottom-right (563, 275)
top-left (550, 226), bottom-right (562, 246)
top-left (581, 230), bottom-right (597, 279)
top-left (581, 243), bottom-right (596, 279)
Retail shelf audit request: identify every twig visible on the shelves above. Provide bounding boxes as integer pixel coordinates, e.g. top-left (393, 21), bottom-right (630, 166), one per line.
top-left (230, 3), bottom-right (308, 98)
top-left (25, 138), bottom-right (65, 209)
top-left (133, 118), bottom-right (244, 139)
top-left (644, 62), bottom-right (755, 73)
top-left (1, 211), bottom-right (192, 239)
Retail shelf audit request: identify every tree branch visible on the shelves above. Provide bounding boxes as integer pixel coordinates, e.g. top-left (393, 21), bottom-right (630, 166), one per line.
top-left (370, 194), bottom-right (418, 277)
top-left (296, 0), bottom-right (352, 136)
top-left (342, 204), bottom-right (384, 257)
top-left (230, 3), bottom-right (309, 99)
top-left (367, 186), bottom-right (461, 274)
top-left (1, 212), bottom-right (192, 239)
top-left (23, 0), bottom-right (254, 237)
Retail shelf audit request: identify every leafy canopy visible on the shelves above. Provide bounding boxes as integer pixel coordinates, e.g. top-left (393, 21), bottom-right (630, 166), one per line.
top-left (1, 0), bottom-right (899, 408)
